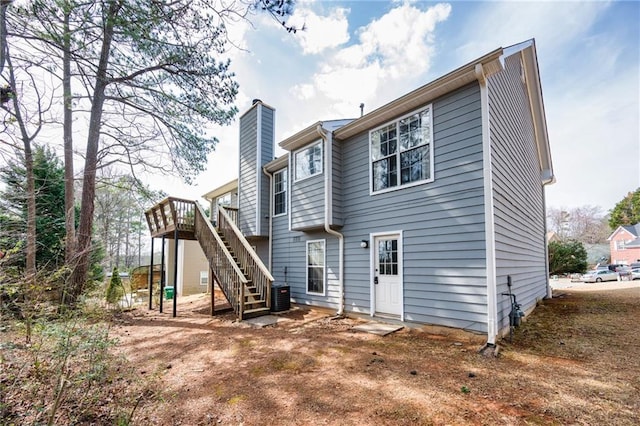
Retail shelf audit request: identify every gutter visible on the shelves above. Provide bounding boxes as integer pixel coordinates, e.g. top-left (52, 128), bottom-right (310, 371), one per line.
top-left (475, 63), bottom-right (499, 346)
top-left (316, 124), bottom-right (345, 316)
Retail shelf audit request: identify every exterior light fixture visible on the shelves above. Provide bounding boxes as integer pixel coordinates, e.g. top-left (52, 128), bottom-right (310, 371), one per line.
top-left (360, 240), bottom-right (369, 249)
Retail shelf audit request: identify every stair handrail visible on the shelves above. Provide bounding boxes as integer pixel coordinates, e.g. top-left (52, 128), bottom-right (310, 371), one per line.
top-left (218, 206), bottom-right (274, 281)
top-left (193, 203), bottom-right (247, 318)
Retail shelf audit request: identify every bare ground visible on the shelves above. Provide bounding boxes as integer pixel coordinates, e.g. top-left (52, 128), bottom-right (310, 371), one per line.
top-left (108, 284), bottom-right (640, 426)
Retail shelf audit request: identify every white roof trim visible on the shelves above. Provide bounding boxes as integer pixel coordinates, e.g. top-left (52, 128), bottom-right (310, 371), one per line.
top-left (202, 179), bottom-right (238, 200)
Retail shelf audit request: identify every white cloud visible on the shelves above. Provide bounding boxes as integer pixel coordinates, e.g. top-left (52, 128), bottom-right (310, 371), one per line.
top-left (453, 1), bottom-right (608, 66)
top-left (452, 1), bottom-right (638, 210)
top-left (287, 5), bottom-right (350, 54)
top-left (290, 83), bottom-right (316, 100)
top-left (296, 2), bottom-right (452, 116)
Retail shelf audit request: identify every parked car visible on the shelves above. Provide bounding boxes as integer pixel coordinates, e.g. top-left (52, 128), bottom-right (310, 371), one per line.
top-left (616, 266), bottom-right (633, 281)
top-left (581, 269), bottom-right (618, 283)
top-left (632, 268), bottom-right (640, 280)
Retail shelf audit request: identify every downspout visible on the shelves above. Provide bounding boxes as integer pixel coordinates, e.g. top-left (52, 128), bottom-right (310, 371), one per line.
top-left (476, 63), bottom-right (498, 345)
top-left (543, 193), bottom-right (551, 299)
top-left (262, 167), bottom-right (273, 271)
top-left (316, 124), bottom-right (345, 316)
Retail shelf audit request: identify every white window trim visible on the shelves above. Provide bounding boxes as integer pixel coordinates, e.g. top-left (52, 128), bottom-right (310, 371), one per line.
top-left (369, 230), bottom-right (404, 321)
top-left (368, 104), bottom-right (435, 196)
top-left (199, 271), bottom-right (208, 286)
top-left (306, 239), bottom-right (326, 296)
top-left (294, 140), bottom-right (323, 182)
top-left (273, 168), bottom-right (288, 217)
top-left (615, 240), bottom-right (627, 251)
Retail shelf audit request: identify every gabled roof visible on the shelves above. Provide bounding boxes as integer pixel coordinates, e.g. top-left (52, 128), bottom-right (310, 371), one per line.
top-left (607, 223), bottom-right (640, 240)
top-left (332, 46), bottom-right (501, 140)
top-left (331, 39), bottom-right (553, 185)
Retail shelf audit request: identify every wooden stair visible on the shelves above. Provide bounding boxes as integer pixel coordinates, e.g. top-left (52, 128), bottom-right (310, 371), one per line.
top-left (192, 203), bottom-right (273, 321)
top-left (145, 198), bottom-right (273, 321)
top-left (220, 235), bottom-right (270, 319)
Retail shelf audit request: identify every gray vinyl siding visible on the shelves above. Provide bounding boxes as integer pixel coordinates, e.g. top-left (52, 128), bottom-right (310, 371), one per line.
top-left (239, 107), bottom-right (258, 236)
top-left (248, 238), bottom-right (270, 268)
top-left (331, 138), bottom-right (343, 226)
top-left (271, 214), bottom-right (341, 309)
top-left (338, 82), bottom-right (489, 332)
top-left (488, 54), bottom-right (548, 334)
top-left (238, 104), bottom-right (273, 237)
top-left (259, 106), bottom-right (274, 234)
top-left (290, 141), bottom-right (325, 230)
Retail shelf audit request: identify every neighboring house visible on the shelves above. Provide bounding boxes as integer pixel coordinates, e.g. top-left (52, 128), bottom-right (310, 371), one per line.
top-left (608, 223), bottom-right (640, 265)
top-left (546, 231), bottom-right (560, 244)
top-left (147, 39), bottom-right (554, 344)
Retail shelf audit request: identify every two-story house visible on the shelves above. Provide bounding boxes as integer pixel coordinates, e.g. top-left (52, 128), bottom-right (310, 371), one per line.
top-left (608, 223), bottom-right (640, 265)
top-left (146, 39), bottom-right (554, 345)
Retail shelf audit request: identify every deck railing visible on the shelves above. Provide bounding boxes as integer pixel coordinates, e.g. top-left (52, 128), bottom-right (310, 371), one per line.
top-left (145, 197), bottom-right (196, 236)
top-left (193, 204), bottom-right (247, 318)
top-left (218, 206), bottom-right (274, 308)
top-left (222, 206), bottom-right (238, 225)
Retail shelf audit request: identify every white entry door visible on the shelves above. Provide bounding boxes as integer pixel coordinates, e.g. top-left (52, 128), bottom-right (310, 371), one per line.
top-left (374, 234), bottom-right (402, 317)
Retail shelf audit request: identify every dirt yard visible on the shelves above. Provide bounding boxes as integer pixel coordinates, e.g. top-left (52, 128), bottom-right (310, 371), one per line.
top-left (108, 284), bottom-right (640, 425)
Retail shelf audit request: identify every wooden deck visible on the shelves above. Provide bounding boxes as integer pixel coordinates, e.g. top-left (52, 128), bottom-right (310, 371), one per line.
top-left (144, 197), bottom-right (271, 320)
top-left (144, 197), bottom-right (198, 240)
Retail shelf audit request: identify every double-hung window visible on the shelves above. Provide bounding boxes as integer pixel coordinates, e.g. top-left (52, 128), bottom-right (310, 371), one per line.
top-left (370, 105), bottom-right (434, 193)
top-left (615, 240), bottom-right (626, 251)
top-left (273, 168), bottom-right (287, 216)
top-left (295, 142), bottom-right (322, 181)
top-left (306, 240), bottom-right (325, 295)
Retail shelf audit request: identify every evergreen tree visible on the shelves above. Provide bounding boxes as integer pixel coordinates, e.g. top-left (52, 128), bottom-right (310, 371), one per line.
top-left (6, 0), bottom-right (298, 304)
top-left (0, 145), bottom-right (65, 271)
top-left (548, 240), bottom-right (588, 275)
top-left (609, 188), bottom-right (640, 229)
top-left (105, 266), bottom-right (124, 306)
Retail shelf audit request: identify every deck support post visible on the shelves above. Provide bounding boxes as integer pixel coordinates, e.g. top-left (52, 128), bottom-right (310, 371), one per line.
top-left (172, 226), bottom-right (179, 317)
top-left (159, 235), bottom-right (166, 313)
top-left (148, 237), bottom-right (155, 310)
top-left (210, 267), bottom-right (215, 316)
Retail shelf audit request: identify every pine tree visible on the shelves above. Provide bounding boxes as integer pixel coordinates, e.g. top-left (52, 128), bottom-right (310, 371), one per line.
top-left (105, 266), bottom-right (124, 306)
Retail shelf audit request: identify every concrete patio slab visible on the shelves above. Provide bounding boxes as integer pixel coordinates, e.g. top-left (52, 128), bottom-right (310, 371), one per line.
top-left (352, 322), bottom-right (403, 336)
top-left (244, 315), bottom-right (279, 328)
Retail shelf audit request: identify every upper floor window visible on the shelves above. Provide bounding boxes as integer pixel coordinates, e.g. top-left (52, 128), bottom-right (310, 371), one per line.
top-left (370, 105), bottom-right (434, 193)
top-left (273, 168), bottom-right (287, 216)
top-left (615, 240), bottom-right (627, 251)
top-left (295, 142), bottom-right (322, 181)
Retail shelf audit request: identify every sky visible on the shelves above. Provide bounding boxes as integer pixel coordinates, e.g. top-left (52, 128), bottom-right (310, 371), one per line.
top-left (155, 0), bottom-right (640, 213)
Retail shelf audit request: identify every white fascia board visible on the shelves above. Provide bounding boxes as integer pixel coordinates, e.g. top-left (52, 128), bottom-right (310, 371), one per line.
top-left (519, 43), bottom-right (554, 185)
top-left (279, 121), bottom-right (324, 152)
top-left (202, 179), bottom-right (239, 201)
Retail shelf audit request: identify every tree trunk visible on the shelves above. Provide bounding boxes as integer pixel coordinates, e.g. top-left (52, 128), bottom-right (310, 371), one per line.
top-left (63, 6), bottom-right (75, 265)
top-left (67, 1), bottom-right (120, 304)
top-left (6, 50), bottom-right (36, 276)
top-left (24, 143), bottom-right (36, 276)
top-left (0, 1), bottom-right (8, 74)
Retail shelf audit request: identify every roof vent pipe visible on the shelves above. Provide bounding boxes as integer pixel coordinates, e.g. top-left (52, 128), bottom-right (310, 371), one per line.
top-left (359, 103), bottom-right (364, 117)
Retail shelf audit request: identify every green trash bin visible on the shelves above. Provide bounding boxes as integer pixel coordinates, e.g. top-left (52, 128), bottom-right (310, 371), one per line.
top-left (164, 286), bottom-right (174, 300)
